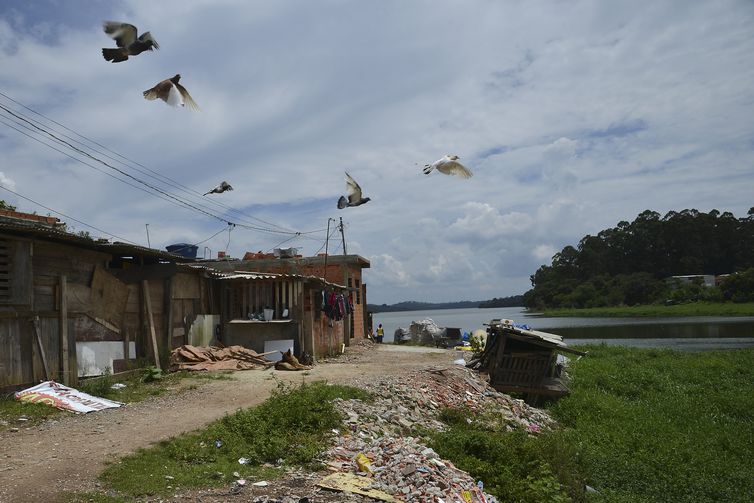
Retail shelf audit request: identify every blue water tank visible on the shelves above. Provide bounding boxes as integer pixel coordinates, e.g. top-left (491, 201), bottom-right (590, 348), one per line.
top-left (166, 243), bottom-right (198, 259)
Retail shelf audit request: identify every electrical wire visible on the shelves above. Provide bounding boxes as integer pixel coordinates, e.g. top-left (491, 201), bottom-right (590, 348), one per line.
top-left (0, 185), bottom-right (138, 244)
top-left (163, 226), bottom-right (231, 255)
top-left (313, 225), bottom-right (340, 255)
top-left (266, 232), bottom-right (302, 253)
top-left (0, 89), bottom-right (300, 234)
top-left (0, 91), bottom-right (330, 237)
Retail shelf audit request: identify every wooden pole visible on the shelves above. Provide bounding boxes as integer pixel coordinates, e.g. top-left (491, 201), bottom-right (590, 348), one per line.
top-left (59, 275), bottom-right (70, 385)
top-left (142, 280), bottom-right (161, 370)
top-left (165, 277), bottom-right (174, 353)
top-left (123, 329), bottom-right (131, 370)
top-left (31, 316), bottom-right (50, 381)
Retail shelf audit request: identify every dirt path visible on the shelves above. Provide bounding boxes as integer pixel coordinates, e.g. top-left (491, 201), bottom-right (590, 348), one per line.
top-left (0, 344), bottom-right (453, 503)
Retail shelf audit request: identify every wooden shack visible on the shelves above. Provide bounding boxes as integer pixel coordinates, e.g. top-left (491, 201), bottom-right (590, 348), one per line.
top-left (0, 214), bottom-right (218, 392)
top-left (470, 319), bottom-right (586, 404)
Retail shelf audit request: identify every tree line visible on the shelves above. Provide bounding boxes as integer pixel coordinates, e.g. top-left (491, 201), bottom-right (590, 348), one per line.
top-left (368, 295), bottom-right (523, 313)
top-left (523, 208), bottom-right (754, 309)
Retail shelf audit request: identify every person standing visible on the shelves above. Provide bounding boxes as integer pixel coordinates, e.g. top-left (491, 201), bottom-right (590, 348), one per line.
top-left (376, 324), bottom-right (384, 343)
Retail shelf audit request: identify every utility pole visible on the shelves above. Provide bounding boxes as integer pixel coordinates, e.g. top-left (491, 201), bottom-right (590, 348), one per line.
top-left (145, 224), bottom-right (151, 248)
top-left (339, 217), bottom-right (351, 346)
top-left (323, 218), bottom-right (334, 280)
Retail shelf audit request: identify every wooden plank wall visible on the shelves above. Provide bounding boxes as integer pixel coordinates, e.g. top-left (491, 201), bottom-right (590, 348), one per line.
top-left (0, 235), bottom-right (223, 389)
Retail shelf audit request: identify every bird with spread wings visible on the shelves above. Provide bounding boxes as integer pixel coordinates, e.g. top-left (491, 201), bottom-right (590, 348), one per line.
top-left (102, 21), bottom-right (159, 62)
top-left (337, 172), bottom-right (371, 209)
top-left (422, 155), bottom-right (473, 178)
top-left (143, 74), bottom-right (199, 111)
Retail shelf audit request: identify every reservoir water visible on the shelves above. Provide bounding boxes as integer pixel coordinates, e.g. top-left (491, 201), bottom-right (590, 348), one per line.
top-left (373, 306), bottom-right (754, 351)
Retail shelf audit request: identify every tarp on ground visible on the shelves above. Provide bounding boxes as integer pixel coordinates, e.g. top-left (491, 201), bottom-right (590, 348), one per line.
top-left (169, 344), bottom-right (276, 371)
top-left (14, 381), bottom-right (123, 414)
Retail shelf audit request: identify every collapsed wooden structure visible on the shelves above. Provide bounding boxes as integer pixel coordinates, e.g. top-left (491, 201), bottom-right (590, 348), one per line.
top-left (470, 319), bottom-right (587, 404)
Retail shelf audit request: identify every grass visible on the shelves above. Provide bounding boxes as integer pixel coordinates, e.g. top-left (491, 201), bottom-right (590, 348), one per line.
top-left (423, 346), bottom-right (754, 503)
top-left (0, 368), bottom-right (235, 432)
top-left (92, 380), bottom-right (370, 498)
top-left (537, 301), bottom-right (754, 317)
top-left (547, 345), bottom-right (754, 502)
top-left (428, 417), bottom-right (585, 502)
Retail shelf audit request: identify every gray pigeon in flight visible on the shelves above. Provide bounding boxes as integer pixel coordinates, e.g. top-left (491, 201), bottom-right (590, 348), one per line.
top-left (143, 74), bottom-right (199, 110)
top-left (422, 154), bottom-right (473, 178)
top-left (102, 21), bottom-right (159, 62)
top-left (203, 181), bottom-right (233, 196)
top-left (337, 172), bottom-right (370, 209)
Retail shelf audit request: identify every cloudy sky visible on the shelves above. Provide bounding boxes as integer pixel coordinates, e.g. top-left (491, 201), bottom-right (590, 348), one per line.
top-left (1, 1), bottom-right (753, 304)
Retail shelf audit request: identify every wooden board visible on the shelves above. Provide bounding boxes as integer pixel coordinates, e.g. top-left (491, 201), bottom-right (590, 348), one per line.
top-left (89, 266), bottom-right (130, 326)
top-left (172, 272), bottom-right (200, 299)
top-left (73, 315), bottom-right (121, 342)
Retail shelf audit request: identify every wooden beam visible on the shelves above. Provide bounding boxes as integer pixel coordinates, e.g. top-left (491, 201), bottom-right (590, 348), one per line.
top-left (59, 275), bottom-right (70, 385)
top-left (31, 316), bottom-right (50, 381)
top-left (142, 280), bottom-right (161, 370)
top-left (165, 277), bottom-right (174, 352)
top-left (123, 329), bottom-right (131, 371)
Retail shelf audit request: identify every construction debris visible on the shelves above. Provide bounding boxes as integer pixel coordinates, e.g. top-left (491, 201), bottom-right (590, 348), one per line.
top-left (310, 366), bottom-right (553, 501)
top-left (169, 344), bottom-right (276, 371)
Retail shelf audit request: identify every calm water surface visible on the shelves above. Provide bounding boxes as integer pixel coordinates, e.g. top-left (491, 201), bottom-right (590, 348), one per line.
top-left (374, 307), bottom-right (754, 351)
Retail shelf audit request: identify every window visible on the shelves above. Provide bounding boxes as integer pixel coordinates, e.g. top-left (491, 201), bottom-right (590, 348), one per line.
top-left (0, 238), bottom-right (31, 306)
top-left (0, 240), bottom-right (10, 300)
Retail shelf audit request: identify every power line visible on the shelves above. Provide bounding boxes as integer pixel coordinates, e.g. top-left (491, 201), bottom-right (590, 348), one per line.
top-left (0, 90), bottom-right (330, 237)
top-left (0, 103), bottom-right (242, 225)
top-left (0, 185), bottom-right (138, 245)
top-left (0, 90), bottom-right (301, 233)
top-left (0, 107), bottom-right (327, 236)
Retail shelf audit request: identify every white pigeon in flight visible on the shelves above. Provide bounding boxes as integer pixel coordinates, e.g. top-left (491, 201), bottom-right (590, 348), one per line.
top-left (337, 172), bottom-right (371, 209)
top-left (422, 154), bottom-right (473, 178)
top-left (203, 181), bottom-right (233, 196)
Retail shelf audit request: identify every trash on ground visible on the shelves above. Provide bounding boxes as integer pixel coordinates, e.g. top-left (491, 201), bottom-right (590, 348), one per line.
top-left (317, 472), bottom-right (401, 502)
top-left (14, 380), bottom-right (123, 414)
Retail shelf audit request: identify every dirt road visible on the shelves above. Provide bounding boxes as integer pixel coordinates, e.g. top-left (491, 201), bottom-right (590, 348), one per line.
top-left (0, 344), bottom-right (453, 503)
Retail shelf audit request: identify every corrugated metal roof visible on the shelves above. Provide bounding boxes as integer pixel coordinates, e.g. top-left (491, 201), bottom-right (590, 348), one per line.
top-left (488, 319), bottom-right (586, 356)
top-left (182, 263), bottom-right (347, 289)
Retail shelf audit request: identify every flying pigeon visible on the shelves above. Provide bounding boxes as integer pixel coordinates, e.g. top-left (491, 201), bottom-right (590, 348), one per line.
top-left (143, 74), bottom-right (199, 110)
top-left (203, 181), bottom-right (233, 196)
top-left (422, 155), bottom-right (473, 178)
top-left (102, 21), bottom-right (159, 62)
top-left (337, 172), bottom-right (370, 209)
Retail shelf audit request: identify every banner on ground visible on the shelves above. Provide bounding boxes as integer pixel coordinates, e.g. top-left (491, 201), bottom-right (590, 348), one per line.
top-left (14, 380), bottom-right (123, 414)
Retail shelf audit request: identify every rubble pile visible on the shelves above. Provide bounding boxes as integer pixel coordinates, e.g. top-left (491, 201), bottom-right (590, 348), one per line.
top-left (346, 365), bottom-right (555, 432)
top-left (315, 365), bottom-right (555, 501)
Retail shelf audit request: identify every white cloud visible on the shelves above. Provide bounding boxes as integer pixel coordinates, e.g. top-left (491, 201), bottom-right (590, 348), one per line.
top-left (0, 172), bottom-right (16, 192)
top-left (370, 254), bottom-right (411, 287)
top-left (0, 0), bottom-right (752, 304)
top-left (532, 244), bottom-right (557, 262)
top-left (449, 203), bottom-right (535, 239)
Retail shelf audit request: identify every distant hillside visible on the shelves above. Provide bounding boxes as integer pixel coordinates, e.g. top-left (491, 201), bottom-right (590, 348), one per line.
top-left (478, 295), bottom-right (525, 308)
top-left (368, 295), bottom-right (523, 313)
